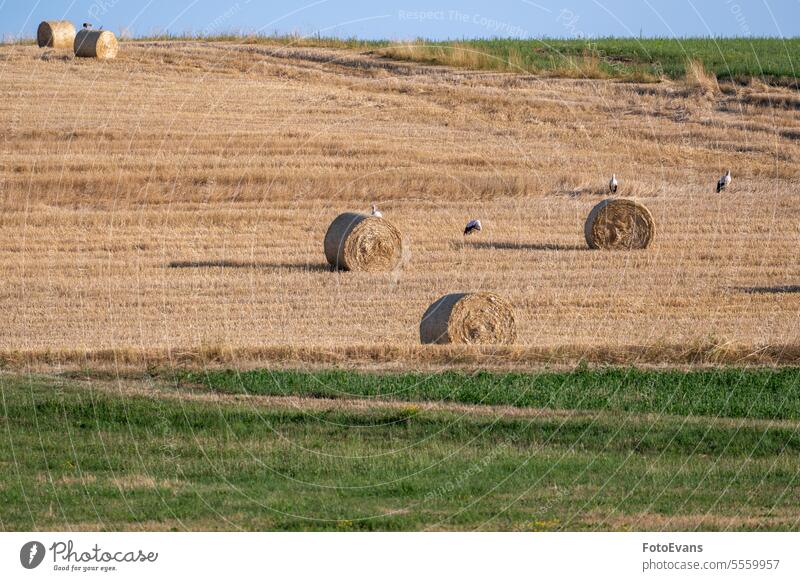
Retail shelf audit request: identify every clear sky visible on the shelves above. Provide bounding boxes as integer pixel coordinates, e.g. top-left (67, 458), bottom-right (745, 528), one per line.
top-left (1, 0), bottom-right (798, 41)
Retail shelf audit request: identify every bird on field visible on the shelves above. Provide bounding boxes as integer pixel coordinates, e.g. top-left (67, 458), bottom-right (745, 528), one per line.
top-left (463, 219), bottom-right (482, 236)
top-left (716, 169), bottom-right (732, 193)
top-left (82, 23), bottom-right (92, 29)
top-left (371, 204), bottom-right (383, 218)
top-left (609, 174), bottom-right (618, 194)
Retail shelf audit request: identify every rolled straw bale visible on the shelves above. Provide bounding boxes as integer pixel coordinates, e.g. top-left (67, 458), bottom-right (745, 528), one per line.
top-left (37, 21), bottom-right (76, 49)
top-left (584, 198), bottom-right (655, 250)
top-left (73, 29), bottom-right (119, 59)
top-left (420, 292), bottom-right (516, 345)
top-left (324, 212), bottom-right (403, 272)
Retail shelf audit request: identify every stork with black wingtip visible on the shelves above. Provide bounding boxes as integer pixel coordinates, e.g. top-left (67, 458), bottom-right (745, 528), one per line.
top-left (463, 219), bottom-right (482, 236)
top-left (716, 169), bottom-right (731, 193)
top-left (609, 173), bottom-right (618, 194)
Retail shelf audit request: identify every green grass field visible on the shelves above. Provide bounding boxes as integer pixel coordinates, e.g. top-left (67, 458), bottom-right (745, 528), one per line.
top-left (2, 368), bottom-right (799, 531)
top-left (381, 37), bottom-right (800, 81)
top-left (183, 367), bottom-right (800, 419)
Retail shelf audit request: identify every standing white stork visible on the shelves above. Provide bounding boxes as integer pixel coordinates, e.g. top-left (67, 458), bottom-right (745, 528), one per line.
top-left (609, 174), bottom-right (618, 194)
top-left (716, 169), bottom-right (731, 193)
top-left (82, 23), bottom-right (92, 29)
top-left (463, 219), bottom-right (482, 236)
top-left (371, 204), bottom-right (383, 218)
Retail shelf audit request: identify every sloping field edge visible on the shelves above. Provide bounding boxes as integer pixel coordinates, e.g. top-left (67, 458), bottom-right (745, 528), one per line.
top-left (2, 342), bottom-right (799, 372)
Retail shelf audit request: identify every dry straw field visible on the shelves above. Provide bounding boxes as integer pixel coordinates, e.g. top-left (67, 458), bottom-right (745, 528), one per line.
top-left (0, 40), bottom-right (798, 369)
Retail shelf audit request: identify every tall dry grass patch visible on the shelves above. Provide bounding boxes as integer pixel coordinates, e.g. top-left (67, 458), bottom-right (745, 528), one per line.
top-left (550, 50), bottom-right (610, 80)
top-left (379, 42), bottom-right (521, 72)
top-left (506, 47), bottom-right (529, 72)
top-left (684, 58), bottom-right (720, 96)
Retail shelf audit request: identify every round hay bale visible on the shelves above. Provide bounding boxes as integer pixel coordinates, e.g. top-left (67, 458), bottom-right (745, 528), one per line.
top-left (584, 198), bottom-right (655, 250)
top-left (73, 29), bottom-right (118, 59)
top-left (420, 292), bottom-right (516, 345)
top-left (37, 21), bottom-right (76, 49)
top-left (324, 212), bottom-right (403, 272)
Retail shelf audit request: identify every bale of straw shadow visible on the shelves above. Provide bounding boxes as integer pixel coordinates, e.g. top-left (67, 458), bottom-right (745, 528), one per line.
top-left (37, 21), bottom-right (76, 49)
top-left (420, 292), bottom-right (516, 345)
top-left (324, 212), bottom-right (403, 272)
top-left (74, 29), bottom-right (119, 59)
top-left (584, 198), bottom-right (655, 250)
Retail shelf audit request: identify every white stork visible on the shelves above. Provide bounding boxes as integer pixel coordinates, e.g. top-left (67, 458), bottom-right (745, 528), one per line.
top-left (371, 204), bottom-right (383, 218)
top-left (463, 219), bottom-right (482, 236)
top-left (82, 23), bottom-right (92, 29)
top-left (716, 169), bottom-right (731, 193)
top-left (609, 174), bottom-right (618, 194)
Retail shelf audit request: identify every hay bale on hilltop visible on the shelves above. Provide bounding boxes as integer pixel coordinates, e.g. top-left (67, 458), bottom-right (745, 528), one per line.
top-left (37, 21), bottom-right (76, 49)
top-left (324, 212), bottom-right (403, 272)
top-left (420, 292), bottom-right (516, 345)
top-left (74, 29), bottom-right (118, 59)
top-left (584, 198), bottom-right (655, 250)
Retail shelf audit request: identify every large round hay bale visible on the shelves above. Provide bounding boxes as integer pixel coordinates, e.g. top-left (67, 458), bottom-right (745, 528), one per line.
top-left (420, 292), bottom-right (516, 345)
top-left (324, 212), bottom-right (403, 272)
top-left (37, 21), bottom-right (76, 49)
top-left (73, 29), bottom-right (119, 59)
top-left (584, 198), bottom-right (655, 250)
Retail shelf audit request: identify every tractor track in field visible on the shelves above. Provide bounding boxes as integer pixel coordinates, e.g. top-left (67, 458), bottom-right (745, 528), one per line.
top-left (35, 373), bottom-right (800, 432)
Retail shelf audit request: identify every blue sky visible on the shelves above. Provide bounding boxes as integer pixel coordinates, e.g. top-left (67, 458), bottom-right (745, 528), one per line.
top-left (1, 0), bottom-right (798, 41)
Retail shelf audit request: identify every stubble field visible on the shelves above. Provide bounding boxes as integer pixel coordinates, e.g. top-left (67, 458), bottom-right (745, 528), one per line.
top-left (1, 40), bottom-right (798, 369)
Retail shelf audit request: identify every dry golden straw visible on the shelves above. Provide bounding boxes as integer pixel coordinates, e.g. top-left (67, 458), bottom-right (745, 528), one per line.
top-left (74, 29), bottom-right (119, 59)
top-left (37, 21), bottom-right (76, 49)
top-left (324, 212), bottom-right (404, 272)
top-left (584, 198), bottom-right (655, 250)
top-left (420, 292), bottom-right (517, 345)
top-left (1, 42), bottom-right (798, 364)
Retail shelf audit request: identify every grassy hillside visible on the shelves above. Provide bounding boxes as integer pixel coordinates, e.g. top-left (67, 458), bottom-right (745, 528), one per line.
top-left (378, 37), bottom-right (800, 82)
top-left (5, 31), bottom-right (798, 81)
top-left (126, 34), bottom-right (800, 82)
top-left (2, 369), bottom-right (799, 531)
